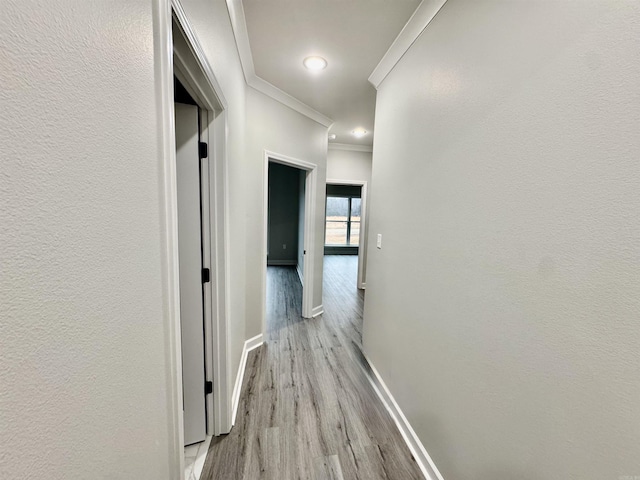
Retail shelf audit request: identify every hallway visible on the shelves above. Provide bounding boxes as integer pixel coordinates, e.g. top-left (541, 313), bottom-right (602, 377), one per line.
top-left (201, 256), bottom-right (423, 479)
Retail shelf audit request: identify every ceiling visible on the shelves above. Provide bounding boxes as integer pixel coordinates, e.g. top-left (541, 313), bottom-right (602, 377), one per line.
top-left (242, 0), bottom-right (421, 146)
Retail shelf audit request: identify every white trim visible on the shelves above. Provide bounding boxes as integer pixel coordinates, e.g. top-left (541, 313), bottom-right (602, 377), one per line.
top-left (231, 334), bottom-right (264, 425)
top-left (172, 0), bottom-right (233, 437)
top-left (157, 5), bottom-right (233, 474)
top-left (361, 354), bottom-right (445, 480)
top-left (247, 81), bottom-right (333, 128)
top-left (266, 150), bottom-right (317, 172)
top-left (263, 151), bottom-right (318, 326)
top-left (198, 108), bottom-right (215, 440)
top-left (211, 108), bottom-right (233, 436)
top-left (223, 0), bottom-right (254, 85)
top-left (172, 1), bottom-right (228, 110)
top-left (154, 0), bottom-right (184, 477)
top-left (311, 305), bottom-right (324, 318)
top-left (246, 333), bottom-right (264, 352)
top-left (224, 0), bottom-right (333, 128)
top-left (359, 282), bottom-right (366, 290)
top-left (296, 264), bottom-right (304, 286)
top-left (328, 142), bottom-right (373, 153)
top-left (267, 259), bottom-right (297, 266)
top-left (368, 0), bottom-right (448, 89)
top-left (326, 179), bottom-right (368, 290)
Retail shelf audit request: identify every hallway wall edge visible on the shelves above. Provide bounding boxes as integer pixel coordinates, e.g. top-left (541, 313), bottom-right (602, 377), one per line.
top-left (231, 334), bottom-right (264, 425)
top-left (361, 352), bottom-right (445, 480)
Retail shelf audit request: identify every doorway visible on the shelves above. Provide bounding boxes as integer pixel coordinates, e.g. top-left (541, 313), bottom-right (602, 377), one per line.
top-left (262, 151), bottom-right (318, 333)
top-left (171, 8), bottom-right (233, 440)
top-left (325, 180), bottom-right (368, 290)
top-left (267, 162), bottom-right (306, 272)
top-left (157, 4), bottom-right (234, 477)
top-left (266, 162), bottom-right (307, 314)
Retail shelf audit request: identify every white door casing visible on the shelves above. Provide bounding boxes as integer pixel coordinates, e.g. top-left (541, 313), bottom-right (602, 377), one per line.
top-left (156, 1), bottom-right (233, 474)
top-left (172, 2), bottom-right (232, 437)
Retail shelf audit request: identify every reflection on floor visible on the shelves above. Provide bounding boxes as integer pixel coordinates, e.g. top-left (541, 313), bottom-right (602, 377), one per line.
top-left (201, 255), bottom-right (423, 479)
top-left (184, 435), bottom-right (212, 480)
top-left (321, 255), bottom-right (364, 348)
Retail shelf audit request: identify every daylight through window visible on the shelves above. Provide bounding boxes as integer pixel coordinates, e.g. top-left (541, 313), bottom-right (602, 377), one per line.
top-left (325, 195), bottom-right (361, 246)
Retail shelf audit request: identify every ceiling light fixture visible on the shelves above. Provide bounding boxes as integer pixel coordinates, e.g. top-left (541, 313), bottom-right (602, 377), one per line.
top-left (352, 128), bottom-right (367, 138)
top-left (303, 56), bottom-right (327, 71)
top-left (328, 134), bottom-right (337, 140)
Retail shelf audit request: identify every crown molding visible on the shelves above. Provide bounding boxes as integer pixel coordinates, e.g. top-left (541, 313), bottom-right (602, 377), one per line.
top-left (328, 142), bottom-right (373, 153)
top-left (248, 76), bottom-right (334, 128)
top-left (225, 0), bottom-right (334, 128)
top-left (224, 0), bottom-right (255, 85)
top-left (368, 0), bottom-right (448, 89)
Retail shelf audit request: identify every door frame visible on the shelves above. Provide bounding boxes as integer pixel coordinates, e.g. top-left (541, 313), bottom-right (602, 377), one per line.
top-left (262, 150), bottom-right (318, 328)
top-left (172, 3), bottom-right (234, 439)
top-left (325, 179), bottom-right (368, 289)
top-left (155, 0), bottom-right (232, 475)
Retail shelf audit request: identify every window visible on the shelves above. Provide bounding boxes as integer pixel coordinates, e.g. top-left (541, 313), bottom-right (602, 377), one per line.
top-left (350, 197), bottom-right (361, 245)
top-left (325, 195), bottom-right (361, 246)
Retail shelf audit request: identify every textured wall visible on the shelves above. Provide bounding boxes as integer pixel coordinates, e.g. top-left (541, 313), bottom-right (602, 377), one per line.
top-left (0, 1), bottom-right (171, 478)
top-left (0, 0), bottom-right (256, 477)
top-left (364, 1), bottom-right (640, 479)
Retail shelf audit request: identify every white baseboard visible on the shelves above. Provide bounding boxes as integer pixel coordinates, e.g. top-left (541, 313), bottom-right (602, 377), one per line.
top-left (311, 305), bottom-right (324, 317)
top-left (296, 264), bottom-right (303, 286)
top-left (362, 353), bottom-right (445, 480)
top-left (267, 259), bottom-right (297, 266)
top-left (245, 333), bottom-right (264, 352)
top-left (231, 333), bottom-right (264, 425)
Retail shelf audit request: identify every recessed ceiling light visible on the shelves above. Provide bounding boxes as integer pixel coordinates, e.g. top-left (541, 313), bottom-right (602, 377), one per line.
top-left (328, 134), bottom-right (337, 140)
top-left (303, 56), bottom-right (327, 71)
top-left (352, 128), bottom-right (367, 138)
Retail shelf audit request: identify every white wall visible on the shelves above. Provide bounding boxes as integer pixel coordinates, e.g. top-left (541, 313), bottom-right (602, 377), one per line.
top-left (245, 86), bottom-right (328, 337)
top-left (327, 147), bottom-right (372, 283)
top-left (327, 148), bottom-right (372, 183)
top-left (0, 0), bottom-right (250, 477)
top-left (364, 1), bottom-right (640, 479)
top-left (0, 1), bottom-right (172, 478)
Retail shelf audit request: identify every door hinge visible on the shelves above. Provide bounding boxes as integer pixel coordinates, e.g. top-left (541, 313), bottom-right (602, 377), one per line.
top-left (205, 381), bottom-right (213, 395)
top-left (202, 268), bottom-right (210, 284)
top-left (199, 141), bottom-right (208, 159)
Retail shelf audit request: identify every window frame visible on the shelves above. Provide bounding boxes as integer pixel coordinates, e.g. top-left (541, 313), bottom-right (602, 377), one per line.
top-left (324, 194), bottom-right (361, 247)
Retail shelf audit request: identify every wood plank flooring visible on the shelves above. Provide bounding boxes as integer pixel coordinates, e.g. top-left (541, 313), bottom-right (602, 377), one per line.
top-left (201, 255), bottom-right (423, 480)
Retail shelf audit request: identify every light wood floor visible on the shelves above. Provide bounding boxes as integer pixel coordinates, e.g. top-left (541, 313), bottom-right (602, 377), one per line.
top-left (201, 255), bottom-right (423, 480)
